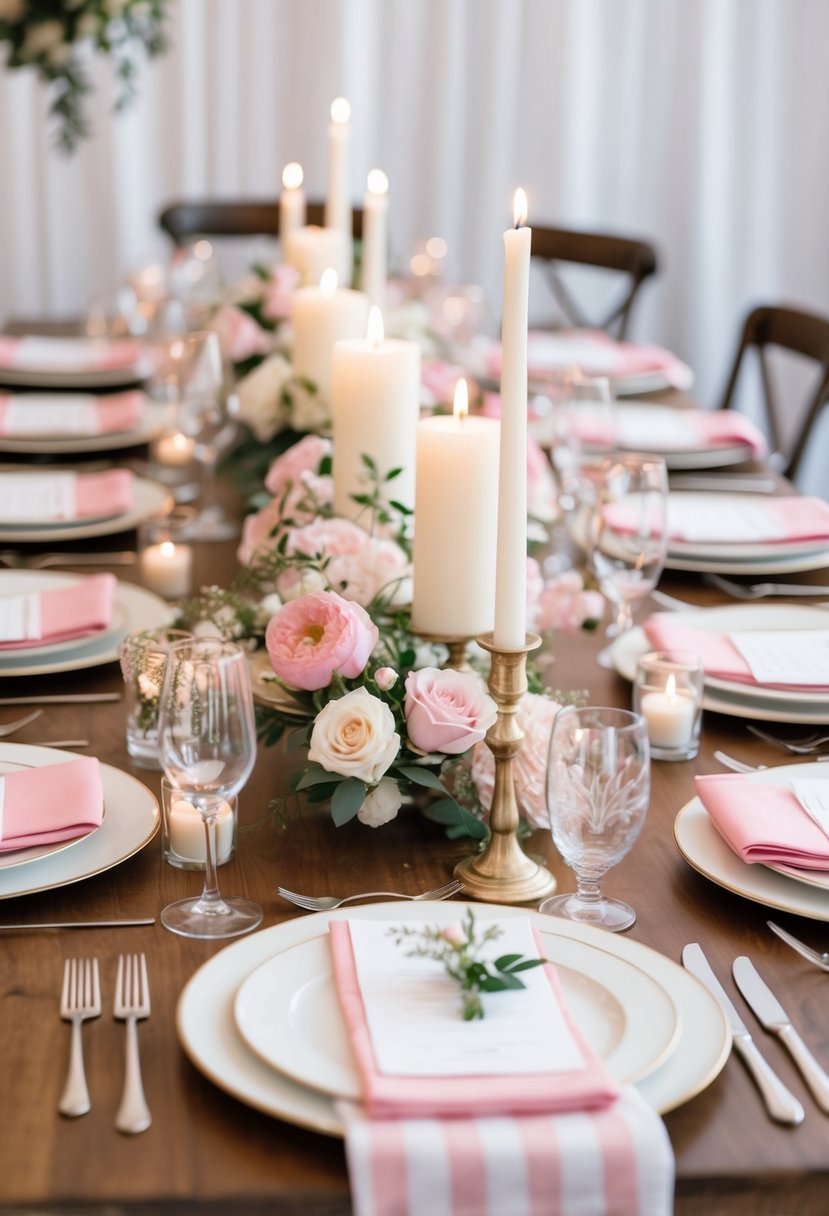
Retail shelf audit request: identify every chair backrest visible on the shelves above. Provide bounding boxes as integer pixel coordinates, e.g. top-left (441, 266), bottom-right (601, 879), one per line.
top-left (718, 304), bottom-right (829, 481)
top-left (158, 199), bottom-right (364, 243)
top-left (529, 224), bottom-right (659, 339)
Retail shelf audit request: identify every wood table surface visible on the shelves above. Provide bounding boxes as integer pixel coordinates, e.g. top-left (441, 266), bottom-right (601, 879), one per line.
top-left (0, 347), bottom-right (828, 1213)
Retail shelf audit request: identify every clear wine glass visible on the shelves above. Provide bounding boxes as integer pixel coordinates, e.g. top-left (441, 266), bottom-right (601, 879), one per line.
top-left (540, 706), bottom-right (650, 931)
top-left (587, 451), bottom-right (668, 666)
top-left (156, 638), bottom-right (262, 939)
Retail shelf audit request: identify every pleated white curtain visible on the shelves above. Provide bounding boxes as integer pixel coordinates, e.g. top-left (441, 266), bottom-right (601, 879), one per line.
top-left (1, 0), bottom-right (828, 485)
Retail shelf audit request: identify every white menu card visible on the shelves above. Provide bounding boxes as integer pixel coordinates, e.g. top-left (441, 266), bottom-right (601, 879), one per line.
top-left (729, 630), bottom-right (829, 686)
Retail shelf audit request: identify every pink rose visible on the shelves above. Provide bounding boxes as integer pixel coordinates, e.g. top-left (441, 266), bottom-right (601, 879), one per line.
top-left (261, 263), bottom-right (300, 321)
top-left (537, 571), bottom-right (604, 632)
top-left (265, 435), bottom-right (332, 499)
top-left (210, 304), bottom-right (271, 362)
top-left (374, 666), bottom-right (398, 691)
top-left (237, 497), bottom-right (283, 565)
top-left (265, 591), bottom-right (378, 690)
top-left (404, 667), bottom-right (497, 756)
top-left (471, 693), bottom-right (561, 830)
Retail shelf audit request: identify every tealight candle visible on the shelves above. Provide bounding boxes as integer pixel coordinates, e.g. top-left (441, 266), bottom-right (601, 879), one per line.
top-left (634, 651), bottom-right (703, 761)
top-left (140, 540), bottom-right (193, 599)
top-left (161, 781), bottom-right (235, 868)
top-left (153, 431), bottom-right (195, 468)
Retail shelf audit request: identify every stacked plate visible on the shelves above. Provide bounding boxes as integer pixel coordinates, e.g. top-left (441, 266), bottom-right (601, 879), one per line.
top-left (0, 474), bottom-right (172, 543)
top-left (0, 335), bottom-right (150, 390)
top-left (0, 742), bottom-right (159, 899)
top-left (664, 493), bottom-right (829, 575)
top-left (176, 901), bottom-right (731, 1134)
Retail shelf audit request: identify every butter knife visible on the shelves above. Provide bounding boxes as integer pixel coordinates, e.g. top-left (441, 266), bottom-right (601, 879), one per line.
top-left (682, 943), bottom-right (805, 1124)
top-left (733, 956), bottom-right (829, 1114)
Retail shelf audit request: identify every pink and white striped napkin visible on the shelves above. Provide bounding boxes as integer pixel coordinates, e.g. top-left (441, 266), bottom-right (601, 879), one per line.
top-left (0, 336), bottom-right (141, 373)
top-left (695, 773), bottom-right (829, 869)
top-left (0, 756), bottom-right (103, 852)
top-left (486, 329), bottom-right (692, 391)
top-left (0, 470), bottom-right (134, 523)
top-left (0, 573), bottom-right (116, 650)
top-left (0, 390), bottom-right (144, 438)
top-left (330, 918), bottom-right (674, 1216)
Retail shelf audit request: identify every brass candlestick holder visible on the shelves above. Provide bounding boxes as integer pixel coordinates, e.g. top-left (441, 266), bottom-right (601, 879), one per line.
top-left (454, 631), bottom-right (557, 904)
top-left (415, 630), bottom-right (473, 671)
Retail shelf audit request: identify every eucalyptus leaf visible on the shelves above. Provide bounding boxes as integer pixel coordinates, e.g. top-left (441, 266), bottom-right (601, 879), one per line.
top-left (331, 778), bottom-right (367, 825)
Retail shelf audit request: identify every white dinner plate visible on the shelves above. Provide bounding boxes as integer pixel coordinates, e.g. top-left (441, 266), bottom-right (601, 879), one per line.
top-left (0, 742), bottom-right (158, 899)
top-left (665, 548), bottom-right (829, 576)
top-left (0, 346), bottom-right (151, 390)
top-left (763, 861), bottom-right (829, 891)
top-left (177, 902), bottom-right (730, 1136)
top-left (0, 476), bottom-right (172, 543)
top-left (0, 400), bottom-right (166, 454)
top-left (665, 494), bottom-right (829, 563)
top-left (674, 762), bottom-right (829, 920)
top-left (233, 927), bottom-right (681, 1100)
top-left (0, 571), bottom-right (172, 677)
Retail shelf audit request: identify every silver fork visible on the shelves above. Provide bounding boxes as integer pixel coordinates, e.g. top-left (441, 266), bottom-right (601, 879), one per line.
top-left (748, 725), bottom-right (829, 754)
top-left (768, 921), bottom-right (829, 971)
top-left (277, 878), bottom-right (465, 912)
top-left (0, 709), bottom-right (43, 737)
top-left (114, 953), bottom-right (151, 1134)
top-left (58, 957), bottom-right (101, 1118)
top-left (704, 573), bottom-right (829, 600)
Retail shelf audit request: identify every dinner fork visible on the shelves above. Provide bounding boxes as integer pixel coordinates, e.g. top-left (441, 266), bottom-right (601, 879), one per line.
top-left (277, 878), bottom-right (465, 912)
top-left (703, 573), bottom-right (829, 601)
top-left (58, 957), bottom-right (101, 1118)
top-left (0, 709), bottom-right (43, 737)
top-left (113, 953), bottom-right (151, 1135)
top-left (747, 725), bottom-right (829, 754)
top-left (768, 921), bottom-right (829, 972)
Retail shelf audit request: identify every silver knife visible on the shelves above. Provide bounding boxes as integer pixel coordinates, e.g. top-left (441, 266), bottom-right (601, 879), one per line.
top-left (682, 943), bottom-right (805, 1124)
top-left (0, 919), bottom-right (155, 930)
top-left (733, 956), bottom-right (829, 1114)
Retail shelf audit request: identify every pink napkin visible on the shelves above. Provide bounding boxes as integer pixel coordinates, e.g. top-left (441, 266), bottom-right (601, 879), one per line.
top-left (73, 470), bottom-right (134, 518)
top-left (571, 408), bottom-right (767, 456)
top-left (331, 920), bottom-right (674, 1216)
top-left (0, 756), bottom-right (103, 852)
top-left (0, 336), bottom-right (141, 372)
top-left (642, 613), bottom-right (829, 691)
top-left (695, 773), bottom-right (829, 869)
top-left (0, 391), bottom-right (144, 437)
top-left (486, 328), bottom-right (692, 389)
top-left (0, 573), bottom-right (116, 650)
top-left (667, 496), bottom-right (829, 545)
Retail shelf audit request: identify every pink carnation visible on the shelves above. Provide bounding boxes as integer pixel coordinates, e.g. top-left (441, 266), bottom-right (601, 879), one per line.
top-left (261, 263), bottom-right (300, 321)
top-left (265, 435), bottom-right (332, 499)
top-left (404, 667), bottom-right (497, 756)
top-left (265, 591), bottom-right (378, 691)
top-left (471, 693), bottom-right (561, 830)
top-left (210, 304), bottom-right (271, 362)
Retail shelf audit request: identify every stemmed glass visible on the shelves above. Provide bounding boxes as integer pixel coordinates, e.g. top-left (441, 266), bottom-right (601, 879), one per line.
top-left (156, 638), bottom-right (262, 939)
top-left (540, 706), bottom-right (650, 931)
top-left (587, 451), bottom-right (668, 666)
top-left (544, 373), bottom-right (616, 562)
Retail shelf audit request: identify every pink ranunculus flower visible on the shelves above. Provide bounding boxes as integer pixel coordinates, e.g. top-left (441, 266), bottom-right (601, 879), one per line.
top-left (210, 304), bottom-right (272, 362)
top-left (265, 591), bottom-right (378, 691)
top-left (374, 666), bottom-right (398, 691)
top-left (261, 263), bottom-right (301, 321)
top-left (404, 668), bottom-right (497, 756)
top-left (471, 693), bottom-right (561, 830)
top-left (264, 434), bottom-right (332, 499)
top-left (537, 571), bottom-right (604, 633)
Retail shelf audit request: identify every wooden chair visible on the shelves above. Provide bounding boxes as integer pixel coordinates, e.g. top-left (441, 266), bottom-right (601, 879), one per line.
top-left (158, 199), bottom-right (364, 243)
top-left (530, 224), bottom-right (659, 339)
top-left (718, 303), bottom-right (829, 480)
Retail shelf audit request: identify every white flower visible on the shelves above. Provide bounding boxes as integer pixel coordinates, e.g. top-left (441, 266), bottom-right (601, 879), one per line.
top-left (236, 354), bottom-right (292, 442)
top-left (276, 566), bottom-right (328, 602)
top-left (255, 592), bottom-right (283, 628)
top-left (287, 379), bottom-right (331, 433)
top-left (357, 778), bottom-right (403, 827)
top-left (19, 19), bottom-right (65, 60)
top-left (308, 687), bottom-right (400, 784)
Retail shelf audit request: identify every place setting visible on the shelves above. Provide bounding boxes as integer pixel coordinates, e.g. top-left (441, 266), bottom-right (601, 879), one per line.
top-left (0, 388), bottom-right (168, 455)
top-left (0, 335), bottom-right (152, 390)
top-left (0, 467), bottom-right (173, 543)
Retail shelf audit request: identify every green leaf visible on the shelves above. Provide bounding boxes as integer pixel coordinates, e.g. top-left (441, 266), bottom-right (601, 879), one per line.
top-left (494, 954), bottom-right (524, 971)
top-left (295, 766), bottom-right (339, 790)
top-left (420, 797), bottom-right (489, 841)
top-left (384, 467), bottom-right (403, 481)
top-left (480, 972), bottom-right (525, 992)
top-left (305, 784), bottom-right (339, 804)
top-left (503, 958), bottom-right (547, 974)
top-left (396, 765), bottom-right (445, 791)
top-left (331, 778), bottom-right (367, 826)
top-left (285, 726), bottom-right (310, 753)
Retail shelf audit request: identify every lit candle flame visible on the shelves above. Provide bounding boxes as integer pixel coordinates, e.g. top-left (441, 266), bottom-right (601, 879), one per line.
top-left (453, 378), bottom-right (469, 421)
top-left (282, 162), bottom-right (303, 190)
top-left (367, 168), bottom-right (389, 195)
top-left (367, 305), bottom-right (384, 346)
top-left (320, 268), bottom-right (338, 297)
top-left (160, 541), bottom-right (176, 558)
top-left (331, 97), bottom-right (351, 124)
top-left (513, 187), bottom-right (528, 228)
top-left (666, 673), bottom-right (677, 699)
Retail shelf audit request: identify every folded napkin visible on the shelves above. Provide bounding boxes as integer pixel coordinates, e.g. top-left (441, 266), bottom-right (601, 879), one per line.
top-left (0, 336), bottom-right (141, 373)
top-left (695, 773), bottom-right (829, 869)
top-left (0, 390), bottom-right (144, 437)
top-left (0, 572), bottom-right (116, 650)
top-left (570, 406), bottom-right (767, 458)
top-left (665, 496), bottom-right (829, 546)
top-left (0, 755), bottom-right (103, 852)
top-left (486, 328), bottom-right (692, 390)
top-left (642, 613), bottom-right (829, 692)
top-left (331, 917), bottom-right (674, 1216)
top-left (0, 470), bottom-right (133, 523)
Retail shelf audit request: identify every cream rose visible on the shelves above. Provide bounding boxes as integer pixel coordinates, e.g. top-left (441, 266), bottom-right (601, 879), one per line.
top-left (308, 687), bottom-right (400, 783)
top-left (357, 777), bottom-right (403, 827)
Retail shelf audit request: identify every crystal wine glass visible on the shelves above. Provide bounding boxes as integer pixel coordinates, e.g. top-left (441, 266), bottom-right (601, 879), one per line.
top-left (587, 451), bottom-right (668, 666)
top-left (156, 638), bottom-right (262, 939)
top-left (540, 706), bottom-right (650, 931)
top-left (547, 372), bottom-right (616, 560)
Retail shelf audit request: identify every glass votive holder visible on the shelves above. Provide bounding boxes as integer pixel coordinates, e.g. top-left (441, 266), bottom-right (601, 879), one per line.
top-left (160, 779), bottom-right (237, 869)
top-left (138, 508), bottom-right (195, 600)
top-left (118, 627), bottom-right (193, 769)
top-left (633, 650), bottom-right (704, 761)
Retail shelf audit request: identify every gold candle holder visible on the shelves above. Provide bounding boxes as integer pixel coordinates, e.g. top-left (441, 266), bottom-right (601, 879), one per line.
top-left (415, 631), bottom-right (473, 671)
top-left (454, 631), bottom-right (557, 904)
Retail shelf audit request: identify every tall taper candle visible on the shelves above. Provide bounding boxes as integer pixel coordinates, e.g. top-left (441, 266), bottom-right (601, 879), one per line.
top-left (325, 97), bottom-right (353, 286)
top-left (361, 169), bottom-right (389, 310)
top-left (279, 162), bottom-right (305, 245)
top-left (493, 189), bottom-right (531, 649)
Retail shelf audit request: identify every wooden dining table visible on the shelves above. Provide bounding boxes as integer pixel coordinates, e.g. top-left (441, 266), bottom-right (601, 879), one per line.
top-left (0, 334), bottom-right (828, 1214)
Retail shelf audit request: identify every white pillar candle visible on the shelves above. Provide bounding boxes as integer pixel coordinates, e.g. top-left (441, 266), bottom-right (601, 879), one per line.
top-left (153, 431), bottom-right (195, 468)
top-left (325, 97), bottom-right (353, 285)
top-left (283, 225), bottom-right (346, 287)
top-left (493, 189), bottom-right (531, 649)
top-left (640, 674), bottom-right (697, 748)
top-left (412, 380), bottom-right (500, 638)
top-left (168, 797), bottom-right (234, 864)
top-left (361, 169), bottom-right (389, 310)
top-left (332, 307), bottom-right (420, 520)
top-left (279, 162), bottom-right (306, 246)
top-left (139, 541), bottom-right (192, 599)
top-left (291, 270), bottom-right (369, 401)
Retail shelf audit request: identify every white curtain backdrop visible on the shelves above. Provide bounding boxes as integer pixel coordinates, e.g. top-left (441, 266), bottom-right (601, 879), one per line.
top-left (1, 0), bottom-right (828, 489)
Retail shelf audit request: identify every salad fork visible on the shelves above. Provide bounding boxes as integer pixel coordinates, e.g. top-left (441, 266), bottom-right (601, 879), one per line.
top-left (768, 921), bottom-right (829, 972)
top-left (703, 573), bottom-right (829, 600)
top-left (58, 957), bottom-right (101, 1118)
top-left (277, 878), bottom-right (465, 912)
top-left (0, 709), bottom-right (43, 737)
